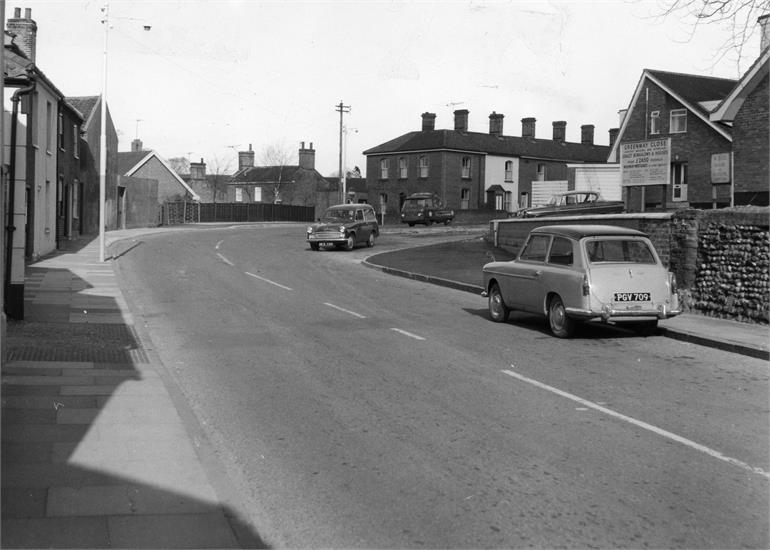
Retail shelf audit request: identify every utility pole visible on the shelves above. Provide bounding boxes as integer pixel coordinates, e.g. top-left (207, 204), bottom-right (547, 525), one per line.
top-left (335, 100), bottom-right (350, 204)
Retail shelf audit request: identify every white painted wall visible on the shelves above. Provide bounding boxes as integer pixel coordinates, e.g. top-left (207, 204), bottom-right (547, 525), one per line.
top-left (485, 155), bottom-right (519, 212)
top-left (532, 180), bottom-right (568, 206)
top-left (570, 164), bottom-right (622, 200)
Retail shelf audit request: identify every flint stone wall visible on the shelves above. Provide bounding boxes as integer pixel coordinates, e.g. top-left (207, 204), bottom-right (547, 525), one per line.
top-left (490, 207), bottom-right (769, 324)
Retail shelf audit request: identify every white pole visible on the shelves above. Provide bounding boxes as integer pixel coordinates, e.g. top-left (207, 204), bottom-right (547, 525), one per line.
top-left (98, 3), bottom-right (109, 262)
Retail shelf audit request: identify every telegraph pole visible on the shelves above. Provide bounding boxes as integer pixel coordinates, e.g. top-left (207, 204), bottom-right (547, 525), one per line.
top-left (335, 101), bottom-right (350, 204)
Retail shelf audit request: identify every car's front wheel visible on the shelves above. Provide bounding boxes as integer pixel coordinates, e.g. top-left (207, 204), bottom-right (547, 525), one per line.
top-left (309, 242), bottom-right (319, 251)
top-left (547, 294), bottom-right (575, 338)
top-left (344, 234), bottom-right (356, 251)
top-left (367, 233), bottom-right (376, 247)
top-left (488, 283), bottom-right (510, 323)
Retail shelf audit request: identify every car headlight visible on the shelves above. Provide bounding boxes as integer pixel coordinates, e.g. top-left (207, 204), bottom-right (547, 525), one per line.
top-left (307, 226), bottom-right (313, 234)
top-left (339, 226), bottom-right (345, 233)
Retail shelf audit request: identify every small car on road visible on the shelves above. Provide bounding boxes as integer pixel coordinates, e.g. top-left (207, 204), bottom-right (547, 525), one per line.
top-left (400, 193), bottom-right (455, 226)
top-left (307, 204), bottom-right (379, 251)
top-left (482, 225), bottom-right (680, 337)
top-left (516, 191), bottom-right (624, 218)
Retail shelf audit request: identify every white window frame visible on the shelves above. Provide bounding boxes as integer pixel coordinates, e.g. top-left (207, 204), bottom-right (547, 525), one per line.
top-left (650, 111), bottom-right (660, 135)
top-left (380, 158), bottom-right (389, 179)
top-left (460, 188), bottom-right (470, 209)
top-left (419, 156), bottom-right (428, 178)
top-left (670, 109), bottom-right (687, 133)
top-left (461, 157), bottom-right (471, 178)
top-left (398, 157), bottom-right (407, 179)
top-left (253, 186), bottom-right (262, 202)
top-left (235, 187), bottom-right (243, 202)
top-left (536, 163), bottom-right (546, 181)
top-left (671, 162), bottom-right (688, 202)
top-left (504, 160), bottom-right (513, 182)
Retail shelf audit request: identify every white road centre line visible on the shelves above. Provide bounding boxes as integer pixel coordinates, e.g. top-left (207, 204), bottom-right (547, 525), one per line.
top-left (324, 303), bottom-right (366, 319)
top-left (245, 271), bottom-right (293, 291)
top-left (216, 253), bottom-right (234, 266)
top-left (215, 240), bottom-right (224, 250)
top-left (390, 328), bottom-right (426, 341)
top-left (501, 368), bottom-right (770, 480)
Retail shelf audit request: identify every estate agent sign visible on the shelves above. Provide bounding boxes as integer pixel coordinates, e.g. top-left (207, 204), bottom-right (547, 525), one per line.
top-left (620, 138), bottom-right (671, 187)
top-left (710, 152), bottom-right (731, 184)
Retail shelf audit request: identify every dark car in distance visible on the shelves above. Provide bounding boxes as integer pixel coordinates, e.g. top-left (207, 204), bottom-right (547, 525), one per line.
top-left (516, 191), bottom-right (624, 218)
top-left (307, 204), bottom-right (379, 251)
top-left (400, 193), bottom-right (455, 226)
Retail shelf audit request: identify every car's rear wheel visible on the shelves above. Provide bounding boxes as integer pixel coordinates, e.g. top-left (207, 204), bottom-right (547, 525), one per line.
top-left (367, 233), bottom-right (376, 247)
top-left (488, 283), bottom-right (510, 323)
top-left (408, 223), bottom-right (415, 227)
top-left (444, 219), bottom-right (451, 225)
top-left (344, 234), bottom-right (355, 251)
top-left (548, 294), bottom-right (574, 338)
top-left (309, 242), bottom-right (319, 251)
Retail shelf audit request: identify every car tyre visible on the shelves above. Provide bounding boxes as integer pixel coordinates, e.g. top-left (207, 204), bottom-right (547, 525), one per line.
top-left (548, 294), bottom-right (575, 338)
top-left (408, 223), bottom-right (415, 227)
top-left (309, 242), bottom-right (319, 251)
top-left (444, 219), bottom-right (452, 225)
top-left (344, 234), bottom-right (356, 251)
top-left (367, 233), bottom-right (376, 247)
top-left (488, 283), bottom-right (510, 323)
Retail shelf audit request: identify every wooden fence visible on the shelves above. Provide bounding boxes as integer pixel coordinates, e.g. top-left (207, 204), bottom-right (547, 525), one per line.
top-left (162, 202), bottom-right (315, 225)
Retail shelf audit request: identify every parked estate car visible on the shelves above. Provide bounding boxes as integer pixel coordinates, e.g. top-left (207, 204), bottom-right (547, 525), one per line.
top-left (400, 193), bottom-right (455, 226)
top-left (516, 191), bottom-right (624, 218)
top-left (307, 204), bottom-right (379, 251)
top-left (482, 225), bottom-right (680, 337)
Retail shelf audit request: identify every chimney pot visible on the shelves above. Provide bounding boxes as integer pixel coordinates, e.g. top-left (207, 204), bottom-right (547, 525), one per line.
top-left (239, 145), bottom-right (255, 171)
top-left (552, 120), bottom-right (567, 142)
top-left (421, 112), bottom-right (436, 132)
top-left (299, 141), bottom-right (316, 170)
top-left (521, 117), bottom-right (536, 138)
top-left (759, 14), bottom-right (770, 52)
top-left (489, 112), bottom-right (504, 136)
top-left (25, 8), bottom-right (31, 19)
top-left (14, 7), bottom-right (20, 17)
top-left (580, 124), bottom-right (595, 145)
top-left (7, 7), bottom-right (38, 62)
top-left (454, 109), bottom-right (469, 132)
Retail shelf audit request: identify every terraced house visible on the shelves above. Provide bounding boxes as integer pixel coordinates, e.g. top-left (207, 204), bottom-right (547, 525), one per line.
top-left (363, 110), bottom-right (611, 217)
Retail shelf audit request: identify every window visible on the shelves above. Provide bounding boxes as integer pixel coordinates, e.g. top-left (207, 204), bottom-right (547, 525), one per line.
top-left (520, 235), bottom-right (549, 262)
top-left (504, 160), bottom-right (513, 182)
top-left (57, 113), bottom-right (64, 150)
top-left (461, 157), bottom-right (471, 178)
top-left (72, 180), bottom-right (79, 219)
top-left (398, 157), bottom-right (407, 179)
top-left (519, 192), bottom-right (529, 209)
top-left (494, 194), bottom-right (503, 210)
top-left (586, 239), bottom-right (655, 264)
top-left (650, 111), bottom-right (660, 135)
top-left (670, 109), bottom-right (687, 133)
top-left (460, 188), bottom-right (470, 209)
top-left (536, 163), bottom-right (546, 181)
top-left (46, 101), bottom-right (53, 152)
top-left (380, 158), bottom-right (389, 179)
top-left (671, 162), bottom-right (688, 202)
top-left (547, 237), bottom-right (574, 266)
top-left (504, 191), bottom-right (513, 212)
top-left (73, 124), bottom-right (80, 158)
top-left (419, 156), bottom-right (428, 178)
top-left (253, 187), bottom-right (262, 202)
top-left (379, 193), bottom-right (388, 210)
top-left (364, 208), bottom-right (376, 222)
top-left (235, 187), bottom-right (243, 202)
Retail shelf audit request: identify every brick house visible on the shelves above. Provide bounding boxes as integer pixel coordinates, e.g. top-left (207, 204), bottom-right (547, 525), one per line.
top-left (608, 69), bottom-right (739, 211)
top-left (709, 46), bottom-right (769, 206)
top-left (363, 110), bottom-right (610, 216)
top-left (228, 142), bottom-right (338, 217)
top-left (56, 100), bottom-right (85, 246)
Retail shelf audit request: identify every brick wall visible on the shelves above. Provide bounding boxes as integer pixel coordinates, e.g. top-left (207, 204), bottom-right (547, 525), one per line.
top-left (490, 207), bottom-right (770, 324)
top-left (733, 74), bottom-right (769, 205)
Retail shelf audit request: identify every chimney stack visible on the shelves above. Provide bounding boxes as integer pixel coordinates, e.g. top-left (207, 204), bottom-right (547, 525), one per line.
top-left (421, 112), bottom-right (436, 132)
top-left (131, 139), bottom-right (143, 152)
top-left (521, 117), bottom-right (536, 138)
top-left (238, 144), bottom-right (255, 171)
top-left (489, 112), bottom-right (504, 136)
top-left (190, 158), bottom-right (206, 180)
top-left (299, 141), bottom-right (315, 170)
top-left (580, 124), bottom-right (595, 145)
top-left (609, 128), bottom-right (620, 150)
top-left (7, 7), bottom-right (37, 62)
top-left (759, 14), bottom-right (770, 52)
top-left (552, 121), bottom-right (567, 142)
top-left (454, 109), bottom-right (469, 132)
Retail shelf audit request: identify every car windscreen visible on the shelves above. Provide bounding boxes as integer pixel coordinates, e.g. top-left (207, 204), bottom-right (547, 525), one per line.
top-left (322, 209), bottom-right (354, 221)
top-left (585, 239), bottom-right (656, 264)
top-left (403, 199), bottom-right (428, 209)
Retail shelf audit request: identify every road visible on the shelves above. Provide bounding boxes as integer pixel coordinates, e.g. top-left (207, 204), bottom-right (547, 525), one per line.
top-left (113, 223), bottom-right (770, 549)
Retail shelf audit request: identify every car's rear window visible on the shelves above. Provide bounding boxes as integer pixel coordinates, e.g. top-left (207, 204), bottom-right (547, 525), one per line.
top-left (585, 239), bottom-right (656, 264)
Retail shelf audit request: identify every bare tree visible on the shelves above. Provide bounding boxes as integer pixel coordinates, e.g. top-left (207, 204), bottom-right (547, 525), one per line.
top-left (207, 155), bottom-right (234, 204)
top-left (168, 156), bottom-right (191, 175)
top-left (260, 143), bottom-right (296, 204)
top-left (649, 0), bottom-right (769, 69)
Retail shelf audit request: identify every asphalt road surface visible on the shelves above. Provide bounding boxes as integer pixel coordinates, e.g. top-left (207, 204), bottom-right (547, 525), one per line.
top-left (114, 223), bottom-right (770, 549)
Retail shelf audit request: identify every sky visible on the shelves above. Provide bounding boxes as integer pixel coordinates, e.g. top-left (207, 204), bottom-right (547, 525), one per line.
top-left (11, 0), bottom-right (766, 177)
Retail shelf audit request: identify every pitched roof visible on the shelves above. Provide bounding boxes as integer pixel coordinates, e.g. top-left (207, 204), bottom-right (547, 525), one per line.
top-left (231, 165), bottom-right (303, 183)
top-left (118, 150), bottom-right (201, 201)
top-left (608, 68), bottom-right (737, 161)
top-left (364, 129), bottom-right (609, 163)
top-left (66, 96), bottom-right (99, 126)
top-left (710, 48), bottom-right (770, 122)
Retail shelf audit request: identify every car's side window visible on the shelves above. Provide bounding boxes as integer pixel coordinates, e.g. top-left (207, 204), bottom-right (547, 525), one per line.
top-left (547, 237), bottom-right (573, 266)
top-left (364, 209), bottom-right (376, 222)
top-left (355, 210), bottom-right (364, 221)
top-left (519, 235), bottom-right (550, 262)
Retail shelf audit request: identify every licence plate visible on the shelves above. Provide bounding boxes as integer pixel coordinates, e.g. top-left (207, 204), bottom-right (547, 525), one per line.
top-left (614, 292), bottom-right (651, 302)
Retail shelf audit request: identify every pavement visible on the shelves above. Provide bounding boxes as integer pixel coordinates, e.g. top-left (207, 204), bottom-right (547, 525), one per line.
top-left (2, 223), bottom-right (768, 549)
